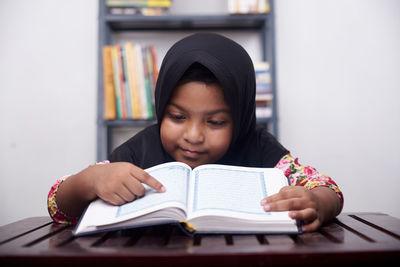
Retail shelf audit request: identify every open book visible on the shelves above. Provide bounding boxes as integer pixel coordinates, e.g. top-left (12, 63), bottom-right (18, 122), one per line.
top-left (74, 162), bottom-right (301, 236)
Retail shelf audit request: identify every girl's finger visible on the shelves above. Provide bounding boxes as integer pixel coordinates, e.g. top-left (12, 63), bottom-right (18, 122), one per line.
top-left (105, 193), bottom-right (127, 206)
top-left (263, 198), bottom-right (304, 212)
top-left (263, 186), bottom-right (307, 204)
top-left (124, 175), bottom-right (148, 197)
top-left (301, 218), bottom-right (321, 232)
top-left (130, 165), bottom-right (166, 193)
top-left (289, 208), bottom-right (318, 222)
top-left (262, 189), bottom-right (290, 204)
top-left (117, 184), bottom-right (137, 203)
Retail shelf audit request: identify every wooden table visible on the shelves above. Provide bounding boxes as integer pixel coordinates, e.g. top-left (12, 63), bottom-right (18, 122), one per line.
top-left (0, 213), bottom-right (399, 266)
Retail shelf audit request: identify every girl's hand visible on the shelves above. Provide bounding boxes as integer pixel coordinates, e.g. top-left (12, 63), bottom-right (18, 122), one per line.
top-left (260, 186), bottom-right (322, 232)
top-left (85, 162), bottom-right (166, 206)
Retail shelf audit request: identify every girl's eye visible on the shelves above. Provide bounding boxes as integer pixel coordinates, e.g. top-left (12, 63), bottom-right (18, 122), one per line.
top-left (208, 120), bottom-right (226, 126)
top-left (168, 113), bottom-right (185, 121)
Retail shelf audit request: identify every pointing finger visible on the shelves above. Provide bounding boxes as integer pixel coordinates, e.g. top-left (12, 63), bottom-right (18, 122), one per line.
top-left (130, 165), bottom-right (166, 193)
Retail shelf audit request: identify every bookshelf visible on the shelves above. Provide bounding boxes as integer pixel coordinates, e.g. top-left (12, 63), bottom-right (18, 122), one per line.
top-left (97, 0), bottom-right (278, 161)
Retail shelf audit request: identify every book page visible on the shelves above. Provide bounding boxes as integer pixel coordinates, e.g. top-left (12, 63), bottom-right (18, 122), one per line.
top-left (187, 165), bottom-right (288, 220)
top-left (116, 162), bottom-right (191, 218)
top-left (75, 162), bottom-right (192, 234)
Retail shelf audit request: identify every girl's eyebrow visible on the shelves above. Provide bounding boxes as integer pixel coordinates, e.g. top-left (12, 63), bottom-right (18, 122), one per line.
top-left (167, 103), bottom-right (231, 115)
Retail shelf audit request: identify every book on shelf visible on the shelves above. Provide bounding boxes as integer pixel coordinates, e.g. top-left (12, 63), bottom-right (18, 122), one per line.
top-left (135, 44), bottom-right (150, 119)
top-left (121, 45), bottom-right (134, 118)
top-left (106, 0), bottom-right (172, 16)
top-left (254, 61), bottom-right (273, 119)
top-left (103, 42), bottom-right (158, 120)
top-left (116, 44), bottom-right (129, 119)
top-left (74, 162), bottom-right (301, 236)
top-left (228, 0), bottom-right (270, 14)
top-left (106, 0), bottom-right (172, 8)
top-left (254, 61), bottom-right (271, 99)
top-left (149, 45), bottom-right (159, 85)
top-left (256, 105), bottom-right (272, 119)
top-left (102, 46), bottom-right (117, 120)
top-left (124, 42), bottom-right (141, 119)
top-left (110, 46), bottom-right (123, 119)
top-left (142, 46), bottom-right (155, 118)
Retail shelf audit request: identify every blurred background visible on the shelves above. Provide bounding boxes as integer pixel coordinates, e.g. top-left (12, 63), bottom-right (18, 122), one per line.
top-left (0, 0), bottom-right (399, 226)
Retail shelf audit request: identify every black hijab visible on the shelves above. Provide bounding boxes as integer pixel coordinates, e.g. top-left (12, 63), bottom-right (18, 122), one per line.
top-left (155, 32), bottom-right (256, 148)
top-left (110, 33), bottom-right (288, 168)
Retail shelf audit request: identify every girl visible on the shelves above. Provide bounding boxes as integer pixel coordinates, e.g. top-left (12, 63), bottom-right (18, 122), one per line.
top-left (48, 33), bottom-right (343, 232)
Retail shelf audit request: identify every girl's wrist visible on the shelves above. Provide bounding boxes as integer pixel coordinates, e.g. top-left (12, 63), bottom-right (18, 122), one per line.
top-left (77, 161), bottom-right (111, 202)
top-left (81, 165), bottom-right (99, 201)
top-left (311, 186), bottom-right (340, 223)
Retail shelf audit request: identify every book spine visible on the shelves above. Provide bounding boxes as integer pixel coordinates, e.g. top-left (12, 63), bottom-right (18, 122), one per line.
top-left (145, 47), bottom-right (154, 113)
top-left (146, 46), bottom-right (156, 117)
top-left (125, 43), bottom-right (140, 119)
top-left (142, 46), bottom-right (154, 119)
top-left (254, 62), bottom-right (271, 95)
top-left (228, 0), bottom-right (269, 14)
top-left (150, 45), bottom-right (159, 86)
top-left (106, 0), bottom-right (171, 8)
top-left (254, 61), bottom-right (272, 119)
top-left (102, 46), bottom-right (117, 120)
top-left (122, 44), bottom-right (133, 118)
top-left (135, 44), bottom-right (148, 119)
top-left (116, 45), bottom-right (128, 119)
top-left (111, 46), bottom-right (122, 119)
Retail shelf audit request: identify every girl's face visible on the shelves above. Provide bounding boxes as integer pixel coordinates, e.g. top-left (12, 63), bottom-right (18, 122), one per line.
top-left (160, 81), bottom-right (233, 169)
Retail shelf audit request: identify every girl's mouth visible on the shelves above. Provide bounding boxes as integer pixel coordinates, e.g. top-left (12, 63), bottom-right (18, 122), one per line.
top-left (180, 147), bottom-right (205, 159)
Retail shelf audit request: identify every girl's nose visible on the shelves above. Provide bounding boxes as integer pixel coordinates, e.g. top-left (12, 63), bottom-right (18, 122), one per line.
top-left (183, 122), bottom-right (205, 144)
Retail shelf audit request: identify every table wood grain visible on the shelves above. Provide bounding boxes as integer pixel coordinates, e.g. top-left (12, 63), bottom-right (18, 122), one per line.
top-left (1, 213), bottom-right (399, 266)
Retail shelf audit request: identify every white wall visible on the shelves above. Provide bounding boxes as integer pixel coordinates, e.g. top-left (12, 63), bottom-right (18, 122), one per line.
top-left (0, 0), bottom-right (399, 226)
top-left (0, 0), bottom-right (98, 226)
top-left (276, 0), bottom-right (400, 218)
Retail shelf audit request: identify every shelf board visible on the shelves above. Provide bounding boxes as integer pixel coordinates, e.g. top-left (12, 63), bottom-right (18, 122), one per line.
top-left (256, 117), bottom-right (273, 124)
top-left (103, 119), bottom-right (157, 127)
top-left (103, 14), bottom-right (269, 31)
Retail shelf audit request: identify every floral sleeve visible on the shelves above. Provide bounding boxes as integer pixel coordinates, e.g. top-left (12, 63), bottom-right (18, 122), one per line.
top-left (47, 175), bottom-right (78, 225)
top-left (275, 153), bottom-right (344, 209)
top-left (47, 160), bottom-right (110, 225)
